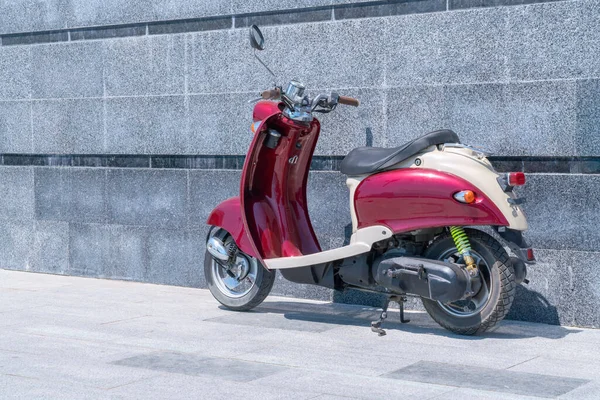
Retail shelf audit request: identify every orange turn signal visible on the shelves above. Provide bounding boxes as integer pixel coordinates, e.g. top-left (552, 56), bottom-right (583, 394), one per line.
top-left (454, 190), bottom-right (476, 204)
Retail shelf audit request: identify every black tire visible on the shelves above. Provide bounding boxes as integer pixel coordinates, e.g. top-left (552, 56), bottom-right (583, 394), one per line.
top-left (204, 246), bottom-right (275, 311)
top-left (422, 228), bottom-right (516, 335)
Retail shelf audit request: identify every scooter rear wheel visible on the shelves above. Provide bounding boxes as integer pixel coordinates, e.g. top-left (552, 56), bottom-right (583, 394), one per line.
top-left (422, 229), bottom-right (516, 335)
top-left (204, 228), bottom-right (275, 311)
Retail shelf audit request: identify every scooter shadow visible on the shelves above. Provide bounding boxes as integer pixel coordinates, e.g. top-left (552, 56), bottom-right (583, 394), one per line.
top-left (242, 300), bottom-right (581, 340)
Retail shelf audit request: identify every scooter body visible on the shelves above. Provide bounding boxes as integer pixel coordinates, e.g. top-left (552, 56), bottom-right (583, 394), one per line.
top-left (204, 25), bottom-right (535, 335)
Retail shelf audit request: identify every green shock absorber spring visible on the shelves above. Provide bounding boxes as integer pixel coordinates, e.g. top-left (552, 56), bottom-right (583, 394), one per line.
top-left (449, 226), bottom-right (478, 275)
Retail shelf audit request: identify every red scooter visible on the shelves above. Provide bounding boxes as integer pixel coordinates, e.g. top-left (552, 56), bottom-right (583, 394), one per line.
top-left (205, 25), bottom-right (535, 335)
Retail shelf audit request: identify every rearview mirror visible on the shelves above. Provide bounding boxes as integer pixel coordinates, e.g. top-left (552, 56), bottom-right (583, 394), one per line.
top-left (249, 25), bottom-right (265, 51)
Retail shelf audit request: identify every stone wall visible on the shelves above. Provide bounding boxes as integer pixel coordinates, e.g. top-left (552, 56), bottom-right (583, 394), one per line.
top-left (0, 0), bottom-right (598, 327)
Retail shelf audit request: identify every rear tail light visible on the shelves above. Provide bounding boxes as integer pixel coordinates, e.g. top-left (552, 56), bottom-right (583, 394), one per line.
top-left (507, 172), bottom-right (526, 186)
top-left (526, 248), bottom-right (535, 262)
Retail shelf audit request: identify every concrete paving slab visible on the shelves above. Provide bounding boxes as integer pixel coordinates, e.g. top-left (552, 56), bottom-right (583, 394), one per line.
top-left (384, 361), bottom-right (588, 398)
top-left (1, 269), bottom-right (599, 400)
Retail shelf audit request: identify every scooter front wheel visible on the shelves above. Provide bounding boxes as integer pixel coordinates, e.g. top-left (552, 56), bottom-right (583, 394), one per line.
top-left (204, 229), bottom-right (275, 311)
top-left (422, 229), bottom-right (516, 335)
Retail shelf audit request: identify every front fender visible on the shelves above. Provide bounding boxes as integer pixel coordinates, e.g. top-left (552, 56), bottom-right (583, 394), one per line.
top-left (206, 197), bottom-right (257, 258)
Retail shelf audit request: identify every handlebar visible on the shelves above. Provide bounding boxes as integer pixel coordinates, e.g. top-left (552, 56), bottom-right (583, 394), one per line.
top-left (338, 95), bottom-right (360, 107)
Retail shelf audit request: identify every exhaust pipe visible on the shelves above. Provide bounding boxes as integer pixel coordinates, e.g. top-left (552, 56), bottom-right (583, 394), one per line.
top-left (207, 237), bottom-right (230, 261)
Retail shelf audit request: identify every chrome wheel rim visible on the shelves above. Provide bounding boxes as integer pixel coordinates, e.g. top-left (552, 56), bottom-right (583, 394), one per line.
top-left (211, 253), bottom-right (258, 299)
top-left (436, 249), bottom-right (492, 318)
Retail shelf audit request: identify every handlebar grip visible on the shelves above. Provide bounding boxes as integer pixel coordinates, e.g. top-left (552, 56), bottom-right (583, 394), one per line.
top-left (338, 95), bottom-right (360, 107)
top-left (261, 88), bottom-right (281, 100)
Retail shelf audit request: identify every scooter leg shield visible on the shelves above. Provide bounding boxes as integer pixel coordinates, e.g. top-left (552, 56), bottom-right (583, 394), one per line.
top-left (374, 257), bottom-right (471, 303)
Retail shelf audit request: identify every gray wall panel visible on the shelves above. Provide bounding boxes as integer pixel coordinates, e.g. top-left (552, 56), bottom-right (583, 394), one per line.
top-left (0, 220), bottom-right (33, 270)
top-left (386, 85), bottom-right (447, 147)
top-left (31, 220), bottom-right (69, 274)
top-left (387, 8), bottom-right (506, 86)
top-left (0, 46), bottom-right (31, 100)
top-left (506, 1), bottom-right (589, 81)
top-left (105, 96), bottom-right (187, 154)
top-left (0, 166), bottom-right (34, 221)
top-left (103, 35), bottom-right (186, 97)
top-left (31, 42), bottom-right (104, 99)
top-left (0, 0), bottom-right (67, 35)
top-left (0, 101), bottom-right (32, 153)
top-left (32, 99), bottom-right (104, 154)
top-left (521, 174), bottom-right (600, 253)
top-left (106, 169), bottom-right (188, 228)
top-left (188, 93), bottom-right (252, 155)
top-left (576, 79), bottom-right (600, 156)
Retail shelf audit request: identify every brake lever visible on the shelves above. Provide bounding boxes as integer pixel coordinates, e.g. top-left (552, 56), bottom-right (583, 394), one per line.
top-left (248, 97), bottom-right (263, 104)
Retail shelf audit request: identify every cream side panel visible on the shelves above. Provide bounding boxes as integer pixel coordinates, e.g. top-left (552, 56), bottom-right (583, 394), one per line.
top-left (396, 146), bottom-right (528, 231)
top-left (346, 176), bottom-right (366, 233)
top-left (263, 225), bottom-right (392, 269)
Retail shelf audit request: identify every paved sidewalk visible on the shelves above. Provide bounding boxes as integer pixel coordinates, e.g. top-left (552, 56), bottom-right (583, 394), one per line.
top-left (0, 269), bottom-right (599, 400)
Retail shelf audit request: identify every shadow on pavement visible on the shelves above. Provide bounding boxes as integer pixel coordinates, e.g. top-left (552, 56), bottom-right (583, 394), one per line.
top-left (241, 298), bottom-right (581, 340)
top-left (507, 285), bottom-right (561, 325)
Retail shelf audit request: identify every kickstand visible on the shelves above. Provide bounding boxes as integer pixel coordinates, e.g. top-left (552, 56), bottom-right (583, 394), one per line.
top-left (371, 296), bottom-right (411, 336)
top-left (399, 295), bottom-right (411, 324)
top-left (371, 298), bottom-right (389, 336)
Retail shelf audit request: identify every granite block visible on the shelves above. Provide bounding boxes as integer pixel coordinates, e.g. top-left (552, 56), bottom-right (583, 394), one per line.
top-left (386, 85), bottom-right (446, 147)
top-left (507, 249), bottom-right (572, 326)
top-left (150, 0), bottom-right (231, 21)
top-left (186, 18), bottom-right (385, 93)
top-left (0, 166), bottom-right (34, 221)
top-left (0, 101), bottom-right (32, 153)
top-left (187, 93), bottom-right (251, 155)
top-left (188, 169), bottom-right (240, 227)
top-left (106, 169), bottom-right (188, 228)
top-left (230, 0), bottom-right (332, 14)
top-left (34, 167), bottom-right (63, 221)
top-left (34, 167), bottom-right (107, 223)
top-left (62, 168), bottom-right (107, 223)
top-left (503, 80), bottom-right (576, 156)
top-left (103, 35), bottom-right (185, 97)
top-left (105, 96), bottom-right (187, 154)
top-left (506, 1), bottom-right (587, 81)
top-left (68, 222), bottom-right (108, 277)
top-left (0, 0), bottom-right (66, 35)
top-left (567, 250), bottom-right (600, 328)
top-left (313, 88), bottom-right (385, 155)
top-left (520, 174), bottom-right (600, 253)
top-left (31, 41), bottom-right (104, 99)
top-left (0, 220), bottom-right (33, 270)
top-left (0, 46), bottom-right (31, 100)
top-left (31, 220), bottom-right (69, 274)
top-left (146, 229), bottom-right (205, 288)
top-left (443, 81), bottom-right (577, 156)
top-left (32, 99), bottom-right (104, 154)
top-left (306, 171), bottom-right (349, 251)
top-left (387, 7), bottom-right (506, 86)
top-left (68, 0), bottom-right (153, 29)
top-left (576, 79), bottom-right (600, 157)
top-left (444, 83), bottom-right (507, 152)
top-left (105, 224), bottom-right (148, 281)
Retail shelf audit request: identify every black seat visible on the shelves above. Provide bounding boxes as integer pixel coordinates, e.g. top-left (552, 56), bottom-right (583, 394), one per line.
top-left (340, 129), bottom-right (460, 176)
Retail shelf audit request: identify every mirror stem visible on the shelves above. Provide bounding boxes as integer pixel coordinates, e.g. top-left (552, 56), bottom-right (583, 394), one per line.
top-left (254, 49), bottom-right (277, 81)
